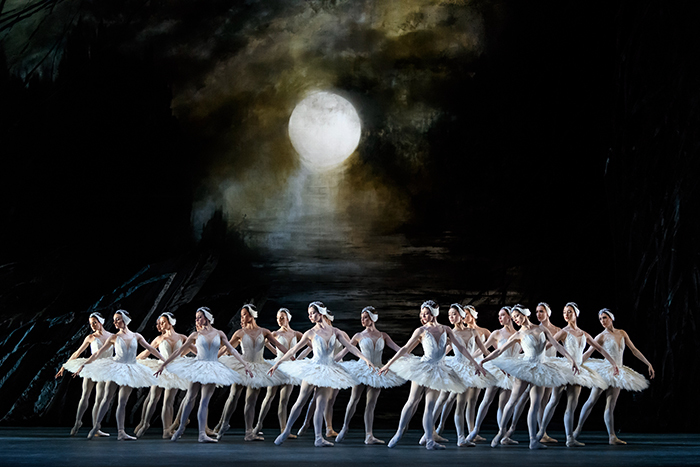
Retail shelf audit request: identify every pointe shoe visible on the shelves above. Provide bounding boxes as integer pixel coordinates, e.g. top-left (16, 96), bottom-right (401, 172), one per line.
top-left (335, 428), bottom-right (348, 443)
top-left (287, 433), bottom-right (297, 439)
top-left (216, 423), bottom-right (230, 441)
top-left (388, 434), bottom-right (401, 448)
top-left (541, 433), bottom-right (558, 443)
top-left (566, 436), bottom-right (585, 447)
top-left (275, 432), bottom-right (289, 445)
top-left (457, 436), bottom-right (475, 447)
top-left (199, 433), bottom-right (218, 443)
top-left (326, 428), bottom-right (339, 438)
top-left (529, 439), bottom-right (547, 450)
top-left (434, 433), bottom-right (448, 443)
top-left (425, 440), bottom-right (445, 450)
top-left (171, 427), bottom-right (185, 442)
top-left (244, 430), bottom-right (264, 441)
top-left (95, 430), bottom-right (110, 437)
top-left (315, 437), bottom-right (334, 447)
top-left (500, 437), bottom-right (519, 445)
top-left (365, 434), bottom-right (385, 445)
top-left (297, 424), bottom-right (309, 437)
top-left (117, 430), bottom-right (136, 441)
top-left (135, 423), bottom-right (149, 438)
top-left (609, 436), bottom-right (627, 445)
top-left (474, 434), bottom-right (486, 442)
top-left (70, 421), bottom-right (82, 436)
top-left (87, 424), bottom-right (101, 440)
top-left (491, 431), bottom-right (504, 448)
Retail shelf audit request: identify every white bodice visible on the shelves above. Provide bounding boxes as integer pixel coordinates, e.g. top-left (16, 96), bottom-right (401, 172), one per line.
top-left (276, 335), bottom-right (298, 359)
top-left (358, 337), bottom-right (385, 366)
top-left (90, 336), bottom-right (112, 359)
top-left (159, 339), bottom-right (182, 359)
top-left (196, 334), bottom-right (220, 362)
top-left (520, 332), bottom-right (548, 361)
top-left (311, 334), bottom-right (338, 365)
top-left (113, 335), bottom-right (138, 364)
top-left (421, 331), bottom-right (447, 364)
top-left (602, 337), bottom-right (625, 366)
top-left (240, 332), bottom-right (266, 363)
top-left (451, 333), bottom-right (473, 362)
top-left (564, 332), bottom-right (586, 365)
top-left (499, 335), bottom-right (521, 357)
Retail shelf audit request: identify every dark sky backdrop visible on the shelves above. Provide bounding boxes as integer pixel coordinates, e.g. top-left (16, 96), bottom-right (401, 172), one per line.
top-left (0, 0), bottom-right (698, 431)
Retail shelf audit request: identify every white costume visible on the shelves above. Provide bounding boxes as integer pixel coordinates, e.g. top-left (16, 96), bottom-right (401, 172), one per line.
top-left (562, 333), bottom-right (608, 389)
top-left (220, 332), bottom-right (288, 388)
top-left (138, 340), bottom-right (189, 390)
top-left (446, 334), bottom-right (496, 389)
top-left (62, 336), bottom-right (113, 376)
top-left (341, 337), bottom-right (405, 388)
top-left (280, 334), bottom-right (358, 389)
top-left (167, 334), bottom-right (243, 386)
top-left (586, 338), bottom-right (649, 391)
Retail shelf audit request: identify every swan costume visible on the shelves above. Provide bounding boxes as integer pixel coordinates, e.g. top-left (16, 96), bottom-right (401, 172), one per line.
top-left (446, 334), bottom-right (497, 389)
top-left (482, 336), bottom-right (520, 390)
top-left (166, 334), bottom-right (243, 386)
top-left (340, 337), bottom-right (405, 388)
top-left (272, 334), bottom-right (301, 385)
top-left (561, 333), bottom-right (608, 389)
top-left (62, 336), bottom-right (113, 377)
top-left (220, 332), bottom-right (288, 388)
top-left (138, 340), bottom-right (189, 390)
top-left (391, 331), bottom-right (468, 393)
top-left (279, 334), bottom-right (358, 389)
top-left (585, 338), bottom-right (649, 391)
top-left (67, 336), bottom-right (157, 388)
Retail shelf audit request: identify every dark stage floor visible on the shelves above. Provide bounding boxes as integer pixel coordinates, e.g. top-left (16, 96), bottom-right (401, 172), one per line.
top-left (1, 427), bottom-right (698, 467)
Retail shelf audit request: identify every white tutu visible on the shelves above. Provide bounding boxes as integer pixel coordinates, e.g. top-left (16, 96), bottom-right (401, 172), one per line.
top-left (586, 359), bottom-right (649, 391)
top-left (391, 355), bottom-right (467, 393)
top-left (279, 359), bottom-right (358, 389)
top-left (340, 360), bottom-right (405, 388)
top-left (167, 358), bottom-right (244, 386)
top-left (62, 358), bottom-right (91, 377)
top-left (77, 359), bottom-right (158, 388)
top-left (219, 356), bottom-right (287, 388)
top-left (138, 358), bottom-right (189, 390)
top-left (491, 355), bottom-right (574, 388)
top-left (482, 361), bottom-right (513, 389)
top-left (445, 356), bottom-right (497, 389)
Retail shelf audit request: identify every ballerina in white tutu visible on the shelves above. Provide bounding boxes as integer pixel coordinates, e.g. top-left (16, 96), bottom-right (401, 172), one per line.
top-left (537, 302), bottom-right (619, 447)
top-left (430, 304), bottom-right (494, 447)
top-left (504, 302), bottom-right (562, 443)
top-left (269, 301), bottom-right (376, 447)
top-left (435, 305), bottom-right (490, 440)
top-left (573, 308), bottom-right (654, 445)
top-left (133, 312), bottom-right (189, 438)
top-left (479, 305), bottom-right (581, 449)
top-left (379, 300), bottom-right (486, 450)
top-left (56, 312), bottom-right (113, 437)
top-left (215, 304), bottom-right (290, 441)
top-left (334, 306), bottom-right (405, 445)
top-left (155, 307), bottom-right (253, 443)
top-left (73, 310), bottom-right (166, 440)
top-left (465, 306), bottom-right (519, 444)
top-left (253, 308), bottom-right (304, 438)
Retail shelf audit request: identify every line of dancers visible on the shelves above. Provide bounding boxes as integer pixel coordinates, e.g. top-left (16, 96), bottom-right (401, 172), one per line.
top-left (56, 300), bottom-right (654, 449)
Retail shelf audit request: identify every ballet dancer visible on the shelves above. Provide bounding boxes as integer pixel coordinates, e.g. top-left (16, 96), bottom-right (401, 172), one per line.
top-left (269, 301), bottom-right (376, 447)
top-left (379, 300), bottom-right (486, 450)
top-left (465, 306), bottom-right (518, 444)
top-left (56, 312), bottom-right (113, 437)
top-left (573, 308), bottom-right (654, 445)
top-left (504, 302), bottom-right (562, 443)
top-left (155, 307), bottom-right (253, 443)
top-left (73, 310), bottom-right (166, 440)
top-left (253, 308), bottom-right (304, 438)
top-left (479, 305), bottom-right (580, 449)
top-left (215, 304), bottom-right (289, 441)
top-left (133, 312), bottom-right (189, 438)
top-left (537, 302), bottom-right (619, 447)
top-left (334, 306), bottom-right (405, 445)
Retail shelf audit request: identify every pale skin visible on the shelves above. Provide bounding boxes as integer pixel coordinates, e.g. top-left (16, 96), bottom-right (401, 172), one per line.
top-left (465, 308), bottom-right (517, 443)
top-left (479, 309), bottom-right (581, 449)
top-left (505, 304), bottom-right (562, 443)
top-left (537, 305), bottom-right (620, 447)
top-left (253, 311), bottom-right (304, 437)
top-left (133, 316), bottom-right (188, 438)
top-left (379, 307), bottom-right (486, 450)
top-left (74, 313), bottom-right (166, 440)
top-left (269, 306), bottom-right (376, 447)
top-left (431, 307), bottom-right (491, 446)
top-left (55, 316), bottom-right (113, 437)
top-left (334, 310), bottom-right (402, 445)
top-left (574, 313), bottom-right (655, 445)
top-left (214, 307), bottom-right (289, 441)
top-left (154, 311), bottom-right (253, 443)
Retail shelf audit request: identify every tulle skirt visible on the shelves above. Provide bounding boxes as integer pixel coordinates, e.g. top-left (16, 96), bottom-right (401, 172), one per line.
top-left (138, 358), bottom-right (189, 390)
top-left (279, 359), bottom-right (358, 389)
top-left (445, 356), bottom-right (498, 389)
top-left (219, 356), bottom-right (288, 388)
top-left (390, 356), bottom-right (467, 393)
top-left (483, 361), bottom-right (513, 390)
top-left (340, 360), bottom-right (406, 388)
top-left (166, 358), bottom-right (244, 387)
top-left (66, 358), bottom-right (157, 388)
top-left (585, 359), bottom-right (649, 391)
top-left (568, 361), bottom-right (609, 389)
top-left (491, 356), bottom-right (574, 388)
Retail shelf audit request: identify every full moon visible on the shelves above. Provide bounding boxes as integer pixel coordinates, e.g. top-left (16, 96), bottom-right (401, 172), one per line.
top-left (288, 91), bottom-right (361, 171)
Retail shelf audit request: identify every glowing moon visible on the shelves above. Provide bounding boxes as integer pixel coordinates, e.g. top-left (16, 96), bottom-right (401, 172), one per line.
top-left (288, 91), bottom-right (361, 171)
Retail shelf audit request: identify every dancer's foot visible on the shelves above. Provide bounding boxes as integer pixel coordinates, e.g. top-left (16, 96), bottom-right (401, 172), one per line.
top-left (387, 433), bottom-right (401, 448)
top-left (288, 433), bottom-right (297, 439)
top-left (315, 437), bottom-right (334, 447)
top-left (609, 436), bottom-right (627, 445)
top-left (465, 430), bottom-right (477, 443)
top-left (474, 434), bottom-right (486, 442)
top-left (275, 431), bottom-right (290, 445)
top-left (426, 440), bottom-right (445, 450)
top-left (199, 433), bottom-right (218, 443)
top-left (70, 421), bottom-right (82, 436)
top-left (212, 421), bottom-right (222, 433)
top-left (541, 433), bottom-right (558, 443)
top-left (572, 427), bottom-right (581, 439)
top-left (117, 431), bottom-right (137, 441)
top-left (529, 438), bottom-right (547, 450)
top-left (244, 431), bottom-right (264, 441)
top-left (335, 427), bottom-right (348, 443)
top-left (419, 434), bottom-right (427, 445)
top-left (457, 436), bottom-right (475, 447)
top-left (171, 426), bottom-right (185, 442)
top-left (95, 430), bottom-right (110, 437)
top-left (135, 423), bottom-right (149, 438)
top-left (500, 437), bottom-right (519, 445)
top-left (87, 424), bottom-right (101, 440)
top-left (216, 423), bottom-right (230, 441)
top-left (326, 428), bottom-right (339, 438)
top-left (436, 423), bottom-right (445, 435)
top-left (297, 423), bottom-right (309, 437)
top-left (162, 430), bottom-right (172, 439)
top-left (491, 431), bottom-right (504, 448)
top-left (566, 436), bottom-right (585, 447)
top-left (365, 434), bottom-right (385, 445)
top-left (434, 433), bottom-right (448, 443)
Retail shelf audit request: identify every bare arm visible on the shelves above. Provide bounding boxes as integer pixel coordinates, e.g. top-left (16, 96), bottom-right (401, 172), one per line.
top-left (379, 328), bottom-right (423, 375)
top-left (72, 336), bottom-right (117, 377)
top-left (582, 333), bottom-right (604, 362)
top-left (445, 327), bottom-right (485, 374)
top-left (623, 331), bottom-right (655, 379)
top-left (218, 331), bottom-right (242, 357)
top-left (334, 334), bottom-right (360, 362)
top-left (263, 328), bottom-right (289, 356)
top-left (56, 336), bottom-right (93, 378)
top-left (543, 328), bottom-right (579, 374)
top-left (335, 329), bottom-right (374, 368)
top-left (480, 332), bottom-right (520, 364)
top-left (383, 332), bottom-right (403, 353)
top-left (473, 333), bottom-right (491, 358)
top-left (219, 330), bottom-right (252, 377)
top-left (269, 331), bottom-right (312, 374)
top-left (583, 332), bottom-right (619, 375)
top-left (136, 333), bottom-right (165, 361)
top-left (137, 336), bottom-right (162, 359)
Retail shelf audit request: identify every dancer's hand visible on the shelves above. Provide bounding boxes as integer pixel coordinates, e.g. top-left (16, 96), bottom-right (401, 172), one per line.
top-left (268, 365), bottom-right (278, 376)
top-left (55, 367), bottom-right (65, 379)
top-left (648, 364), bottom-right (655, 379)
top-left (378, 364), bottom-right (390, 376)
top-left (572, 363), bottom-right (580, 375)
top-left (154, 365), bottom-right (165, 378)
top-left (73, 365), bottom-right (84, 377)
top-left (613, 365), bottom-right (620, 376)
top-left (244, 364), bottom-right (253, 378)
top-left (475, 363), bottom-right (486, 376)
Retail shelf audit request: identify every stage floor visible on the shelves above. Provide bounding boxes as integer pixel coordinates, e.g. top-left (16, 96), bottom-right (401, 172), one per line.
top-left (1, 427), bottom-right (698, 466)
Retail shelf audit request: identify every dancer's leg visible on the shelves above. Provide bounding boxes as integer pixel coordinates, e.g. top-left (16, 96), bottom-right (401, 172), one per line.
top-left (505, 384), bottom-right (530, 439)
top-left (298, 388), bottom-right (317, 436)
top-left (314, 387), bottom-right (335, 447)
top-left (216, 384), bottom-right (241, 439)
top-left (171, 382), bottom-right (201, 442)
top-left (466, 385), bottom-right (497, 442)
top-left (491, 380), bottom-right (527, 447)
top-left (465, 387), bottom-right (480, 434)
top-left (539, 387), bottom-right (557, 442)
top-left (564, 385), bottom-right (583, 447)
top-left (161, 388), bottom-right (178, 438)
top-left (336, 384), bottom-right (364, 442)
top-left (253, 386), bottom-right (277, 434)
top-left (115, 386), bottom-right (135, 440)
top-left (423, 389), bottom-right (444, 450)
top-left (537, 385), bottom-right (564, 440)
top-left (364, 387), bottom-right (383, 444)
top-left (434, 391), bottom-right (453, 435)
top-left (92, 382), bottom-right (110, 437)
top-left (324, 388), bottom-right (339, 437)
top-left (388, 382), bottom-right (425, 448)
top-left (527, 386), bottom-right (547, 449)
top-left (136, 386), bottom-right (163, 437)
top-left (573, 387), bottom-right (602, 440)
top-left (275, 381), bottom-right (314, 445)
top-left (243, 387), bottom-right (263, 440)
top-left (454, 392), bottom-right (474, 446)
top-left (88, 382), bottom-right (117, 439)
top-left (198, 384), bottom-right (218, 443)
top-left (603, 388), bottom-right (625, 444)
top-left (72, 378), bottom-right (96, 436)
top-left (278, 384), bottom-right (294, 435)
